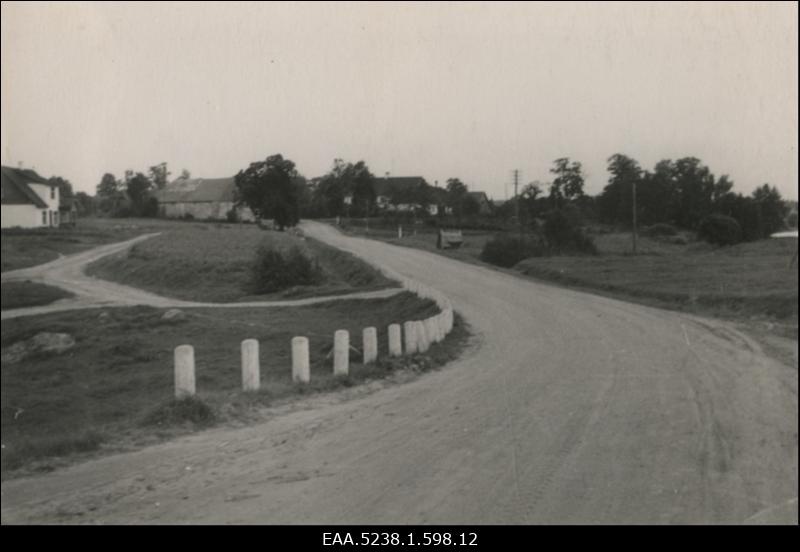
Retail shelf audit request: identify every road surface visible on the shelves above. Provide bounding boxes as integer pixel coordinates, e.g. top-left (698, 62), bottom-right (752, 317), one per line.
top-left (1, 222), bottom-right (797, 524)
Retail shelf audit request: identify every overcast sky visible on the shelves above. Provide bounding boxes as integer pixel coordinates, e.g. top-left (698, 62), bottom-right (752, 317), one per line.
top-left (1, 1), bottom-right (797, 199)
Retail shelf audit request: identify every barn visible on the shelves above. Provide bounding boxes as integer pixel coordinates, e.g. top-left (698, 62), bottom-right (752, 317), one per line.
top-left (155, 177), bottom-right (255, 222)
top-left (1, 166), bottom-right (62, 229)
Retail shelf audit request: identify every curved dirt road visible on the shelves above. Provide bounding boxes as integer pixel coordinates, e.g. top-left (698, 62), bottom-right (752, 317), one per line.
top-left (1, 222), bottom-right (797, 524)
top-left (0, 233), bottom-right (402, 320)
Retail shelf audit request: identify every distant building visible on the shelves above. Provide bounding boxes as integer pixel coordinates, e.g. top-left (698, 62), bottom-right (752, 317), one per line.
top-left (1, 166), bottom-right (61, 229)
top-left (59, 196), bottom-right (78, 227)
top-left (373, 176), bottom-right (440, 216)
top-left (155, 177), bottom-right (255, 221)
top-left (465, 191), bottom-right (492, 215)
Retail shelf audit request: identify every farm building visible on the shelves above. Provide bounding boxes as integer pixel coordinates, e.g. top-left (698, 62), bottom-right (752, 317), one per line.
top-left (155, 177), bottom-right (255, 222)
top-left (1, 166), bottom-right (62, 229)
top-left (373, 176), bottom-right (441, 216)
top-left (466, 191), bottom-right (492, 215)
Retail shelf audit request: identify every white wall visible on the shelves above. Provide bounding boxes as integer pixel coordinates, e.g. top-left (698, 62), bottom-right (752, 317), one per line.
top-left (28, 183), bottom-right (60, 227)
top-left (1, 204), bottom-right (44, 228)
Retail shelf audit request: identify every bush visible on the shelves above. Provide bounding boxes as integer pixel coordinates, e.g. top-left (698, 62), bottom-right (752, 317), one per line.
top-left (226, 208), bottom-right (239, 223)
top-left (644, 223), bottom-right (678, 237)
top-left (698, 214), bottom-right (742, 246)
top-left (251, 244), bottom-right (322, 293)
top-left (480, 235), bottom-right (547, 268)
top-left (542, 209), bottom-right (597, 255)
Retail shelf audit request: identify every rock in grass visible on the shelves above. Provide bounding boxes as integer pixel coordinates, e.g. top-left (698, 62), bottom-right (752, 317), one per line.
top-left (161, 309), bottom-right (186, 322)
top-left (1, 332), bottom-right (76, 364)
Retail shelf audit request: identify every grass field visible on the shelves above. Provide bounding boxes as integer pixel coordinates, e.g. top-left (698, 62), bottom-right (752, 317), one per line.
top-left (341, 219), bottom-right (798, 324)
top-left (1, 218), bottom-right (179, 272)
top-left (1, 281), bottom-right (74, 310)
top-left (86, 222), bottom-right (395, 302)
top-left (0, 292), bottom-right (468, 476)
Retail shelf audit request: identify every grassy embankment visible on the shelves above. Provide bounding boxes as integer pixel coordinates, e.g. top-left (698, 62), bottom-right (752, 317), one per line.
top-left (1, 282), bottom-right (74, 310)
top-left (87, 222), bottom-right (395, 302)
top-left (1, 218), bottom-right (179, 272)
top-left (1, 294), bottom-right (469, 477)
top-left (340, 219), bottom-right (798, 325)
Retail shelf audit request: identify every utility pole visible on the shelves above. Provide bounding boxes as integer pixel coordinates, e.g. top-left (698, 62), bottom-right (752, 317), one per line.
top-left (632, 179), bottom-right (638, 255)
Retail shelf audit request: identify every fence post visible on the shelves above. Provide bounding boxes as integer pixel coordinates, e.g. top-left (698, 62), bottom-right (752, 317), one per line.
top-left (388, 324), bottom-right (402, 357)
top-left (415, 320), bottom-right (430, 353)
top-left (363, 327), bottom-right (378, 364)
top-left (174, 344), bottom-right (196, 398)
top-left (241, 339), bottom-right (260, 391)
top-left (334, 330), bottom-right (349, 376)
top-left (292, 336), bottom-right (310, 383)
top-left (403, 321), bottom-right (418, 354)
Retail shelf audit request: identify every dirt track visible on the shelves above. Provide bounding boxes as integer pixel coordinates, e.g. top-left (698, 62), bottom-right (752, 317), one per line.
top-left (1, 222), bottom-right (797, 524)
top-left (0, 233), bottom-right (402, 320)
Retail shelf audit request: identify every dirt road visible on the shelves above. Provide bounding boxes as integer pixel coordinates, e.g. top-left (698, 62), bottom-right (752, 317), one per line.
top-left (1, 222), bottom-right (797, 524)
top-left (0, 233), bottom-right (402, 320)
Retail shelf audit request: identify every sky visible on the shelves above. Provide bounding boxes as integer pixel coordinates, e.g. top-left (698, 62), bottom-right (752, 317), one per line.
top-left (1, 1), bottom-right (797, 200)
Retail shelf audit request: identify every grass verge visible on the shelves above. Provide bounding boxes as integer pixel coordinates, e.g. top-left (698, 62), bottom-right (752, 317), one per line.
top-left (86, 223), bottom-right (395, 302)
top-left (1, 292), bottom-right (469, 477)
top-left (1, 281), bottom-right (75, 310)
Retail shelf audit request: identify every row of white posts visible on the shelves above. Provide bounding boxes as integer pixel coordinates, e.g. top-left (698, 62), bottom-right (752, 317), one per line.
top-left (174, 308), bottom-right (455, 398)
top-left (174, 250), bottom-right (455, 398)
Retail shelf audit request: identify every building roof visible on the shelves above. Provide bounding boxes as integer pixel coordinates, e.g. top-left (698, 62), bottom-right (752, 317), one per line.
top-left (466, 190), bottom-right (490, 203)
top-left (155, 177), bottom-right (237, 204)
top-left (1, 166), bottom-right (52, 208)
top-left (373, 176), bottom-right (428, 197)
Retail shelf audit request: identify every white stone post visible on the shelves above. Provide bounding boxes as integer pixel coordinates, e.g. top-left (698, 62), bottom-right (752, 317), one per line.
top-left (362, 327), bottom-right (378, 365)
top-left (292, 336), bottom-right (310, 383)
top-left (334, 330), bottom-right (349, 376)
top-left (388, 324), bottom-right (402, 357)
top-left (403, 321), bottom-right (418, 355)
top-left (398, 225), bottom-right (403, 239)
top-left (174, 344), bottom-right (195, 398)
top-left (241, 339), bottom-right (260, 391)
top-left (415, 320), bottom-right (430, 353)
top-left (425, 318), bottom-right (440, 344)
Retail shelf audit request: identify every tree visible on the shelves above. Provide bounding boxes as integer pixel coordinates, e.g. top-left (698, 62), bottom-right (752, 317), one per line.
top-left (599, 154), bottom-right (642, 225)
top-left (177, 168), bottom-right (191, 181)
top-left (74, 191), bottom-right (96, 215)
top-left (148, 162), bottom-right (171, 189)
top-left (549, 158), bottom-right (584, 209)
top-left (126, 172), bottom-right (156, 216)
top-left (48, 176), bottom-right (73, 200)
top-left (348, 161), bottom-right (377, 217)
top-left (670, 157), bottom-right (716, 229)
top-left (751, 183), bottom-right (788, 237)
top-left (235, 154), bottom-right (300, 230)
top-left (445, 178), bottom-right (468, 218)
top-left (96, 173), bottom-right (120, 198)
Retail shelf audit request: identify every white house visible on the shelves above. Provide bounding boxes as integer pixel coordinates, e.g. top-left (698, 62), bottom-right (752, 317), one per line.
top-left (1, 166), bottom-right (61, 229)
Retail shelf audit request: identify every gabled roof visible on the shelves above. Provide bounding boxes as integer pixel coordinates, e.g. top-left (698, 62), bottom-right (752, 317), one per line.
top-left (467, 190), bottom-right (490, 203)
top-left (155, 177), bottom-right (237, 204)
top-left (373, 176), bottom-right (428, 197)
top-left (1, 166), bottom-right (52, 208)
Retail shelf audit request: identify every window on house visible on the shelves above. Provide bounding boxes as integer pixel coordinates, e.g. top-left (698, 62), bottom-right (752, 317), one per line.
top-left (42, 211), bottom-right (47, 225)
top-left (51, 187), bottom-right (55, 200)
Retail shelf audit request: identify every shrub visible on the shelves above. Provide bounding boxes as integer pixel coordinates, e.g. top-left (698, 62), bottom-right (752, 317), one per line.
top-left (644, 223), bottom-right (678, 237)
top-left (251, 244), bottom-right (322, 293)
top-left (542, 209), bottom-right (597, 255)
top-left (698, 214), bottom-right (742, 246)
top-left (226, 208), bottom-right (239, 223)
top-left (480, 235), bottom-right (546, 268)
